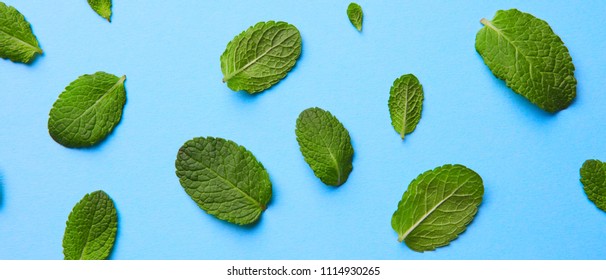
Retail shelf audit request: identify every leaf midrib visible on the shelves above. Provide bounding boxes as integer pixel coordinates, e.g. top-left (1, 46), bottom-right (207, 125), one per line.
top-left (76, 194), bottom-right (106, 260)
top-left (400, 87), bottom-right (409, 140)
top-left (318, 132), bottom-right (343, 185)
top-left (0, 28), bottom-right (42, 54)
top-left (222, 30), bottom-right (298, 83)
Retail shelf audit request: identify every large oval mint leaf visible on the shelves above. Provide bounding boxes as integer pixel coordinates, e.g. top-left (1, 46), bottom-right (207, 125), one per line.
top-left (0, 2), bottom-right (43, 64)
top-left (175, 137), bottom-right (272, 225)
top-left (63, 190), bottom-right (118, 260)
top-left (295, 107), bottom-right (354, 187)
top-left (391, 164), bottom-right (484, 252)
top-left (220, 21), bottom-right (302, 94)
top-left (388, 74), bottom-right (424, 140)
top-left (475, 9), bottom-right (576, 113)
top-left (347, 3), bottom-right (363, 31)
top-left (580, 159), bottom-right (606, 212)
top-left (48, 72), bottom-right (127, 148)
top-left (87, 0), bottom-right (112, 22)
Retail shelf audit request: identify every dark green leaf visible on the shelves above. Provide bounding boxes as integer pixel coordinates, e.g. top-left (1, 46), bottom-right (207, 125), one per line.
top-left (295, 107), bottom-right (354, 186)
top-left (175, 137), bottom-right (272, 225)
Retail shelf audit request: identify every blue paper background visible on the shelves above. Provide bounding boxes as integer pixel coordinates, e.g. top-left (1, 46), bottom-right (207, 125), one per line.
top-left (1, 0), bottom-right (606, 259)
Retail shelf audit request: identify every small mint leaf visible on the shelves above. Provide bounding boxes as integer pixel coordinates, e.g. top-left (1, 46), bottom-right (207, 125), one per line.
top-left (87, 0), bottom-right (112, 22)
top-left (347, 3), bottom-right (363, 31)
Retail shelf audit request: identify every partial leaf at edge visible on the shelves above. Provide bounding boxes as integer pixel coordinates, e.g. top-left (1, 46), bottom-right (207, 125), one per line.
top-left (580, 159), bottom-right (606, 212)
top-left (0, 2), bottom-right (43, 63)
top-left (62, 190), bottom-right (118, 260)
top-left (87, 0), bottom-right (112, 22)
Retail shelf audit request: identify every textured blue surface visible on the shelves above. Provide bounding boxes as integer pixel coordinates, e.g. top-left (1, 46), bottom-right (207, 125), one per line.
top-left (1, 0), bottom-right (606, 260)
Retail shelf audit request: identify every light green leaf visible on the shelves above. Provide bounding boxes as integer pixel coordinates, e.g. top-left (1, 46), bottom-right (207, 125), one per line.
top-left (63, 190), bottom-right (118, 260)
top-left (391, 164), bottom-right (484, 252)
top-left (0, 2), bottom-right (42, 64)
top-left (388, 74), bottom-right (424, 140)
top-left (580, 159), bottom-right (606, 212)
top-left (87, 0), bottom-right (112, 22)
top-left (48, 72), bottom-right (127, 148)
top-left (475, 9), bottom-right (576, 113)
top-left (295, 107), bottom-right (354, 187)
top-left (347, 3), bottom-right (363, 31)
top-left (175, 137), bottom-right (272, 225)
top-left (220, 21), bottom-right (302, 94)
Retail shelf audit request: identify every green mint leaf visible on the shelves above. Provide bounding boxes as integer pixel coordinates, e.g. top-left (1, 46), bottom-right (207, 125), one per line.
top-left (63, 190), bottom-right (118, 260)
top-left (580, 159), bottom-right (606, 212)
top-left (391, 164), bottom-right (484, 252)
top-left (87, 0), bottom-right (112, 22)
top-left (347, 3), bottom-right (363, 31)
top-left (295, 107), bottom-right (354, 187)
top-left (475, 9), bottom-right (576, 113)
top-left (388, 74), bottom-right (424, 140)
top-left (48, 72), bottom-right (127, 148)
top-left (0, 2), bottom-right (42, 64)
top-left (220, 21), bottom-right (302, 94)
top-left (175, 137), bottom-right (272, 225)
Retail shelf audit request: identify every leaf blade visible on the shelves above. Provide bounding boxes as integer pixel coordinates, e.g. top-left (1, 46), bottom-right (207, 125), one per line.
top-left (175, 137), bottom-right (272, 225)
top-left (475, 9), bottom-right (576, 113)
top-left (347, 3), bottom-right (363, 31)
top-left (388, 74), bottom-right (424, 140)
top-left (87, 0), bottom-right (112, 22)
top-left (62, 190), bottom-right (118, 260)
top-left (295, 107), bottom-right (354, 186)
top-left (580, 159), bottom-right (606, 212)
top-left (220, 21), bottom-right (302, 94)
top-left (391, 164), bottom-right (484, 252)
top-left (0, 2), bottom-right (42, 63)
top-left (48, 72), bottom-right (127, 148)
